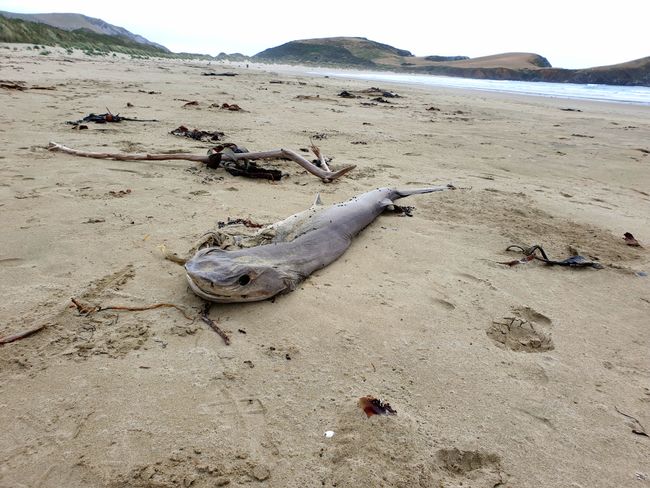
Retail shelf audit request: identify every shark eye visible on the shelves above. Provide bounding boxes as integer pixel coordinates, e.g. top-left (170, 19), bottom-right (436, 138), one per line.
top-left (238, 274), bottom-right (251, 286)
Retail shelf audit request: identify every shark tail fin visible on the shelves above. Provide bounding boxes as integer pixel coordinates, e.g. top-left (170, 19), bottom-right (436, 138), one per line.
top-left (394, 184), bottom-right (456, 200)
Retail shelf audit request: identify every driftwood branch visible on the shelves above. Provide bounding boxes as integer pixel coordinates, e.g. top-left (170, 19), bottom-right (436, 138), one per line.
top-left (70, 297), bottom-right (194, 320)
top-left (48, 142), bottom-right (206, 162)
top-left (0, 323), bottom-right (48, 345)
top-left (200, 315), bottom-right (230, 345)
top-left (201, 303), bottom-right (230, 345)
top-left (310, 141), bottom-right (331, 172)
top-left (48, 142), bottom-right (355, 182)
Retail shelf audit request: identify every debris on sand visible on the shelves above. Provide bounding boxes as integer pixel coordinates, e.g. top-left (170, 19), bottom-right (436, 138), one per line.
top-left (499, 254), bottom-right (536, 267)
top-left (500, 244), bottom-right (604, 269)
top-left (295, 95), bottom-right (324, 101)
top-left (217, 218), bottom-right (264, 229)
top-left (623, 232), bottom-right (642, 247)
top-left (108, 189), bottom-right (132, 198)
top-left (358, 396), bottom-right (397, 417)
top-left (171, 125), bottom-right (225, 142)
top-left (69, 112), bottom-right (123, 124)
top-left (1, 80), bottom-right (56, 91)
top-left (201, 72), bottom-right (238, 77)
top-left (205, 144), bottom-right (283, 180)
top-left (337, 87), bottom-right (401, 105)
top-left (208, 102), bottom-right (244, 111)
top-left (360, 87), bottom-right (401, 98)
top-left (220, 103), bottom-right (243, 111)
top-left (67, 109), bottom-right (157, 125)
top-left (0, 80), bottom-right (27, 90)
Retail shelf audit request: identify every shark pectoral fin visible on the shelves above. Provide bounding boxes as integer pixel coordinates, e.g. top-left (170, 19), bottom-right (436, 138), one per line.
top-left (282, 279), bottom-right (297, 293)
top-left (282, 272), bottom-right (304, 293)
top-left (312, 193), bottom-right (323, 206)
top-left (379, 198), bottom-right (395, 210)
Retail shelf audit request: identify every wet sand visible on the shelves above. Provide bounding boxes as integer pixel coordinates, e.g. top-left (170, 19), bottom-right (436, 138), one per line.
top-left (1, 45), bottom-right (649, 487)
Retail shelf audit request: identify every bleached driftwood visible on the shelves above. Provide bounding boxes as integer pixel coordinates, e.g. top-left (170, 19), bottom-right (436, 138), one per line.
top-left (47, 142), bottom-right (355, 182)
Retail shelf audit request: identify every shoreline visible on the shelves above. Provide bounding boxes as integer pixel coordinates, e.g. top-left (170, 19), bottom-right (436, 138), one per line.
top-left (3, 41), bottom-right (648, 104)
top-left (247, 62), bottom-right (650, 106)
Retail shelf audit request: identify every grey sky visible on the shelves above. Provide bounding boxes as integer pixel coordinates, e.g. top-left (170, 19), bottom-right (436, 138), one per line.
top-left (1, 0), bottom-right (648, 68)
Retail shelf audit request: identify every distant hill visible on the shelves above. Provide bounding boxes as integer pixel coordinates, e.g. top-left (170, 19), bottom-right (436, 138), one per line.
top-left (0, 10), bottom-right (168, 51)
top-left (253, 37), bottom-right (649, 86)
top-left (254, 37), bottom-right (412, 66)
top-left (0, 14), bottom-right (172, 56)
top-left (411, 55), bottom-right (650, 86)
top-left (253, 37), bottom-right (546, 69)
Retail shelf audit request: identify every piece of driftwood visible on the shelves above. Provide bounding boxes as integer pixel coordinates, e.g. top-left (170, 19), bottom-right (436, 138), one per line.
top-left (200, 303), bottom-right (230, 345)
top-left (310, 142), bottom-right (331, 172)
top-left (48, 142), bottom-right (355, 182)
top-left (0, 323), bottom-right (48, 345)
top-left (70, 297), bottom-right (193, 320)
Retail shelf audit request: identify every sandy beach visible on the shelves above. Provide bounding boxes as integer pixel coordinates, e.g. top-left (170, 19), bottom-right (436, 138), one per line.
top-left (1, 45), bottom-right (649, 487)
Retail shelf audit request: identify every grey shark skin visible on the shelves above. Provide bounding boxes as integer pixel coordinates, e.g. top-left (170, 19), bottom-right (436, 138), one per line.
top-left (185, 186), bottom-right (452, 302)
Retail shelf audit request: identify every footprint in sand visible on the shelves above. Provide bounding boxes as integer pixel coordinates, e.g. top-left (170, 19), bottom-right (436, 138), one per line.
top-left (487, 306), bottom-right (554, 353)
top-left (436, 448), bottom-right (505, 486)
top-left (323, 407), bottom-right (507, 487)
top-left (115, 448), bottom-right (271, 486)
top-left (431, 297), bottom-right (456, 311)
top-left (83, 264), bottom-right (136, 299)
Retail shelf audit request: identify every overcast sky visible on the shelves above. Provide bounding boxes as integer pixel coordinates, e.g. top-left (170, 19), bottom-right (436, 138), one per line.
top-left (2, 0), bottom-right (648, 69)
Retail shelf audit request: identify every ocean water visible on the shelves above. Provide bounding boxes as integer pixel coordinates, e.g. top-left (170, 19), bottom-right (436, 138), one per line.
top-left (313, 70), bottom-right (650, 105)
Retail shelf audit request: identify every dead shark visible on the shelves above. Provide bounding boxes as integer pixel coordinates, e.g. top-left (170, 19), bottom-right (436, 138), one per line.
top-left (184, 185), bottom-right (454, 302)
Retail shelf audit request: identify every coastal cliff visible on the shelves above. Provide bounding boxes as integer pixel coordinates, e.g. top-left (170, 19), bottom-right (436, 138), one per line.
top-left (413, 57), bottom-right (650, 86)
top-left (254, 38), bottom-right (650, 87)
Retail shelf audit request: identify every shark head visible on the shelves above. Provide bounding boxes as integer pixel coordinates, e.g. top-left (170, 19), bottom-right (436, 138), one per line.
top-left (184, 247), bottom-right (299, 303)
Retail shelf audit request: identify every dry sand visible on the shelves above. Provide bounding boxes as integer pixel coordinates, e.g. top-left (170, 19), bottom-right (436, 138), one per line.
top-left (1, 45), bottom-right (649, 487)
